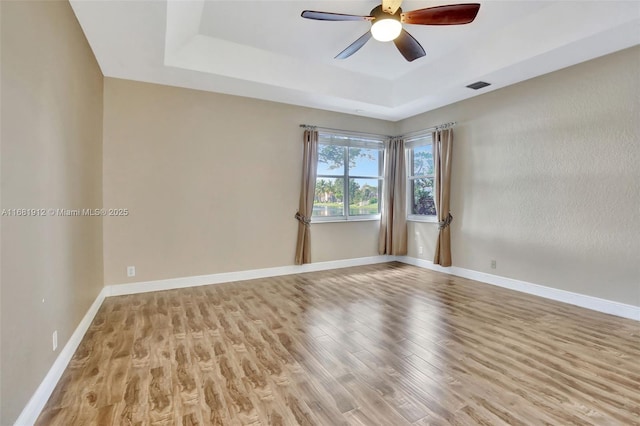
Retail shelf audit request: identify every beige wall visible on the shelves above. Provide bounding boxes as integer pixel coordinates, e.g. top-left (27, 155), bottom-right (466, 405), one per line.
top-left (399, 46), bottom-right (640, 306)
top-left (0, 1), bottom-right (104, 424)
top-left (102, 78), bottom-right (394, 285)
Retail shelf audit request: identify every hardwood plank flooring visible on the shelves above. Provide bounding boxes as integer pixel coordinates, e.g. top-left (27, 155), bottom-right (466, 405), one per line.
top-left (36, 263), bottom-right (639, 425)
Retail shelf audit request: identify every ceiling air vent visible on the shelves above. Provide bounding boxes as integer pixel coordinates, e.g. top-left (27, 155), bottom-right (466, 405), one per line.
top-left (466, 81), bottom-right (491, 90)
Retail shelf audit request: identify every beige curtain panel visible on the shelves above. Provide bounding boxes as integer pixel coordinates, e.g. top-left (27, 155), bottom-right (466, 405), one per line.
top-left (433, 128), bottom-right (453, 266)
top-left (379, 137), bottom-right (408, 255)
top-left (294, 129), bottom-right (318, 265)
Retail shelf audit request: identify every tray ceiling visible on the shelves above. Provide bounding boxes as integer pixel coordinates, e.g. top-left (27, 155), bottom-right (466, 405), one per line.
top-left (70, 1), bottom-right (640, 121)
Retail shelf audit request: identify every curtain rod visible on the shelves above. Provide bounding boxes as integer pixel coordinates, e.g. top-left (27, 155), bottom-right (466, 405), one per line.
top-left (399, 121), bottom-right (457, 139)
top-left (299, 124), bottom-right (392, 139)
top-left (300, 122), bottom-right (455, 140)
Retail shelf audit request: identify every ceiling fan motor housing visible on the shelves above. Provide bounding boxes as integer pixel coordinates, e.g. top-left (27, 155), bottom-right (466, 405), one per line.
top-left (371, 5), bottom-right (402, 22)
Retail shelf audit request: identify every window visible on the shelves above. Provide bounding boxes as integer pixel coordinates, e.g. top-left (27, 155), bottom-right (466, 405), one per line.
top-left (313, 132), bottom-right (384, 221)
top-left (407, 134), bottom-right (436, 220)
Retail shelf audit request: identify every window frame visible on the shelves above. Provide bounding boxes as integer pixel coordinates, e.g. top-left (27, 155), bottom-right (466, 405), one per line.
top-left (312, 132), bottom-right (385, 223)
top-left (406, 134), bottom-right (438, 223)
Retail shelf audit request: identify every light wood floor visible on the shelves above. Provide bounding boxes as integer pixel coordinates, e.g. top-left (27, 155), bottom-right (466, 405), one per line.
top-left (36, 263), bottom-right (639, 425)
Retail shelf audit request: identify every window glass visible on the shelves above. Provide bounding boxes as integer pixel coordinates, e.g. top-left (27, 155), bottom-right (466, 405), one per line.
top-left (410, 178), bottom-right (436, 216)
top-left (348, 178), bottom-right (380, 216)
top-left (313, 177), bottom-right (344, 217)
top-left (317, 145), bottom-right (344, 176)
top-left (412, 145), bottom-right (433, 176)
top-left (349, 147), bottom-right (380, 176)
top-left (407, 135), bottom-right (436, 218)
top-left (313, 136), bottom-right (384, 220)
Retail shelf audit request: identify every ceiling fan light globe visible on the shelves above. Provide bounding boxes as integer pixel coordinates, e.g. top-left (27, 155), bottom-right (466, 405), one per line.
top-left (371, 18), bottom-right (402, 42)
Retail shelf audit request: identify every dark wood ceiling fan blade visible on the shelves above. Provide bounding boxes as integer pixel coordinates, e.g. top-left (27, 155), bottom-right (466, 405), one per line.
top-left (301, 10), bottom-right (373, 21)
top-left (393, 29), bottom-right (426, 62)
top-left (401, 3), bottom-right (480, 25)
top-left (335, 32), bottom-right (372, 59)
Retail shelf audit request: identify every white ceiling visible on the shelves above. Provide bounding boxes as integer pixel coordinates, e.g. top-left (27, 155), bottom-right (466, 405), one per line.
top-left (70, 0), bottom-right (640, 121)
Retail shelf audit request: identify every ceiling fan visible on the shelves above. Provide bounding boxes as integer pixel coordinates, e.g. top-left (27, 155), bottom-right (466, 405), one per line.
top-left (301, 1), bottom-right (481, 62)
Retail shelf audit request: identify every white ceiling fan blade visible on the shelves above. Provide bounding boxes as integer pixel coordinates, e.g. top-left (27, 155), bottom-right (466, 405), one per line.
top-left (382, 0), bottom-right (403, 15)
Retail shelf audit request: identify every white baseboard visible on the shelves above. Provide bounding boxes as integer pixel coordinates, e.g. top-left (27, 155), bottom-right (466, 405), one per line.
top-left (398, 256), bottom-right (640, 321)
top-left (106, 255), bottom-right (396, 297)
top-left (16, 254), bottom-right (638, 424)
top-left (105, 254), bottom-right (640, 320)
top-left (14, 287), bottom-right (109, 426)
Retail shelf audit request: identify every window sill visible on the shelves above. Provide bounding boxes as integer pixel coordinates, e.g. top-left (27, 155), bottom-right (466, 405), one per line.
top-left (312, 216), bottom-right (381, 224)
top-left (407, 215), bottom-right (438, 223)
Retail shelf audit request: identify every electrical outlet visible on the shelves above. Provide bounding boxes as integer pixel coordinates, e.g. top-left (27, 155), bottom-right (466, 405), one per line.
top-left (491, 260), bottom-right (497, 269)
top-left (127, 266), bottom-right (136, 277)
top-left (418, 246), bottom-right (424, 255)
top-left (52, 330), bottom-right (58, 351)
